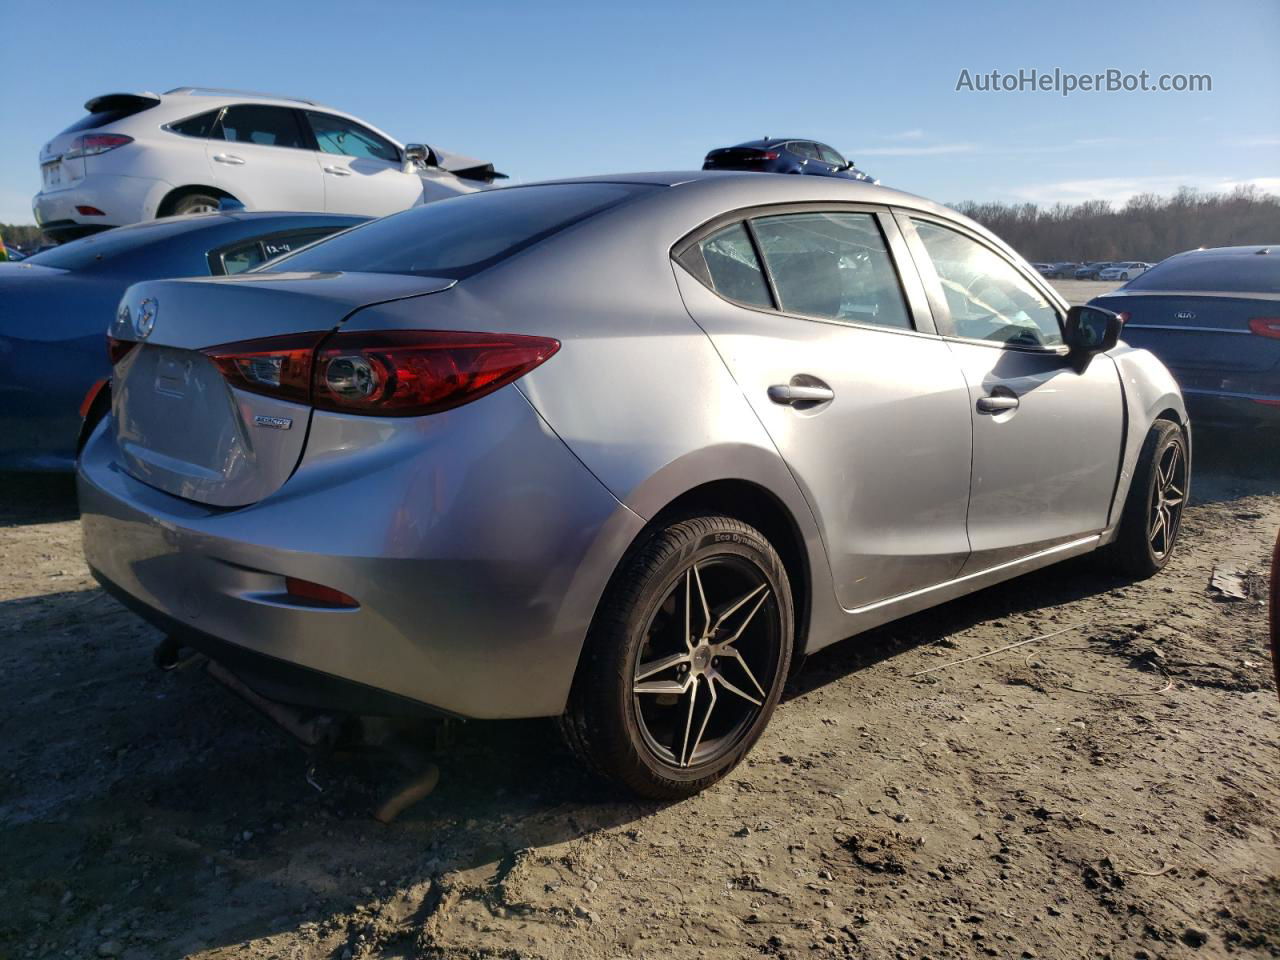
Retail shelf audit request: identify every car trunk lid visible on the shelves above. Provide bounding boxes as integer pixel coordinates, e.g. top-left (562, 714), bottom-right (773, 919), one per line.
top-left (1100, 291), bottom-right (1280, 375)
top-left (111, 271), bottom-right (456, 507)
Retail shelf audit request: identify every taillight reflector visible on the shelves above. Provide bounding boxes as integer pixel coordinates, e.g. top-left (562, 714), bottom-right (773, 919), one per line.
top-left (284, 577), bottom-right (358, 608)
top-left (1249, 316), bottom-right (1280, 339)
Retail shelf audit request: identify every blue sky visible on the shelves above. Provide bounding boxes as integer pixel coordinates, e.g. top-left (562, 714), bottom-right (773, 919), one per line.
top-left (1, 0), bottom-right (1277, 224)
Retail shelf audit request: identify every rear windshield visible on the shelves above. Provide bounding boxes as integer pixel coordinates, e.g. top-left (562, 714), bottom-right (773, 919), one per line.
top-left (25, 218), bottom-right (216, 270)
top-left (265, 183), bottom-right (658, 280)
top-left (1126, 254), bottom-right (1280, 293)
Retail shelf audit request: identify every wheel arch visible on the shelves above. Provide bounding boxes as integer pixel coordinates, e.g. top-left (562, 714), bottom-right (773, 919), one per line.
top-left (157, 184), bottom-right (234, 218)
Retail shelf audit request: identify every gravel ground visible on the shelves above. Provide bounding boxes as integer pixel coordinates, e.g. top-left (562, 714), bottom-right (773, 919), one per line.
top-left (1, 429), bottom-right (1277, 960)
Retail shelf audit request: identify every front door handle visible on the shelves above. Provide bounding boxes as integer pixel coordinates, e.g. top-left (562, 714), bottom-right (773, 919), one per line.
top-left (323, 165), bottom-right (352, 176)
top-left (768, 383), bottom-right (835, 405)
top-left (976, 392), bottom-right (1020, 413)
top-left (212, 153), bottom-right (245, 165)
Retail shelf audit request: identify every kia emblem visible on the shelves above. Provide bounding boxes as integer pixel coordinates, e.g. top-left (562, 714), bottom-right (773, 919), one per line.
top-left (1174, 311), bottom-right (1196, 320)
top-left (134, 298), bottom-right (158, 339)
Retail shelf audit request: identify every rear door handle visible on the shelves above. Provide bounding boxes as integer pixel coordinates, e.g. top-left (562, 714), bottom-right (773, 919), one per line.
top-left (323, 165), bottom-right (352, 176)
top-left (212, 153), bottom-right (245, 165)
top-left (768, 383), bottom-right (835, 405)
top-left (976, 393), bottom-right (1020, 413)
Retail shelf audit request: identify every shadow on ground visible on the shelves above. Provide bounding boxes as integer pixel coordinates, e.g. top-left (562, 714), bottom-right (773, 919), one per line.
top-left (0, 423), bottom-right (1276, 953)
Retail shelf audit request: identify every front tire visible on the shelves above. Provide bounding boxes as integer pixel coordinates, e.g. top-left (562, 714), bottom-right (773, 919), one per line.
top-left (1105, 419), bottom-right (1188, 578)
top-left (560, 516), bottom-right (793, 800)
top-left (1121, 272), bottom-right (1130, 281)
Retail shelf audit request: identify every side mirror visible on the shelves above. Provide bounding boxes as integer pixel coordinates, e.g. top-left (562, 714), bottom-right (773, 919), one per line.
top-left (402, 143), bottom-right (434, 173)
top-left (1064, 304), bottom-right (1124, 371)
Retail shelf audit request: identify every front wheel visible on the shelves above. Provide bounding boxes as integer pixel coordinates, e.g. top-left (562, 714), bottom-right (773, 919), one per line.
top-left (560, 516), bottom-right (793, 799)
top-left (1121, 272), bottom-right (1130, 280)
top-left (1104, 419), bottom-right (1188, 578)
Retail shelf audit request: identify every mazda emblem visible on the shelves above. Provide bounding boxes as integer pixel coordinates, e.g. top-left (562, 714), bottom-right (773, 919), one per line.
top-left (134, 298), bottom-right (158, 339)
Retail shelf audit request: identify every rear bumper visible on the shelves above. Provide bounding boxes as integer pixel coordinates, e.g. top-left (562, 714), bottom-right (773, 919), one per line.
top-left (1182, 387), bottom-right (1280, 427)
top-left (33, 174), bottom-right (171, 236)
top-left (77, 387), bottom-right (645, 719)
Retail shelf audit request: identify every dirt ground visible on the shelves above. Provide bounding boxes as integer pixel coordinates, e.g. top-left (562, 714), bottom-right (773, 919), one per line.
top-left (2, 429), bottom-right (1278, 960)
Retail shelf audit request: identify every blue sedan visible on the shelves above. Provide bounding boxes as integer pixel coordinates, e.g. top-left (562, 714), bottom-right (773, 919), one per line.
top-left (0, 211), bottom-right (367, 471)
top-left (703, 138), bottom-right (877, 183)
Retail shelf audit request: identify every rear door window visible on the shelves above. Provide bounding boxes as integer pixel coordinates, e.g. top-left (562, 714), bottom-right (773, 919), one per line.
top-left (216, 105), bottom-right (308, 149)
top-left (750, 212), bottom-right (912, 329)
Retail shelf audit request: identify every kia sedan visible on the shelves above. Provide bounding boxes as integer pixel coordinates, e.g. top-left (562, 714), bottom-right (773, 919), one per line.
top-left (79, 172), bottom-right (1188, 798)
top-left (1090, 245), bottom-right (1279, 426)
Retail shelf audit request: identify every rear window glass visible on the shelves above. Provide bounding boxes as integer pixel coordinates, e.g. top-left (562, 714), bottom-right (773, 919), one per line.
top-left (25, 218), bottom-right (213, 271)
top-left (1125, 255), bottom-right (1280, 293)
top-left (59, 101), bottom-right (157, 135)
top-left (265, 183), bottom-right (658, 279)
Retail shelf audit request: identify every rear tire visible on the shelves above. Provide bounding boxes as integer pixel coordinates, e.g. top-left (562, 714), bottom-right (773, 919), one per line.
top-left (1103, 419), bottom-right (1188, 579)
top-left (167, 191), bottom-right (227, 217)
top-left (560, 515), bottom-right (793, 800)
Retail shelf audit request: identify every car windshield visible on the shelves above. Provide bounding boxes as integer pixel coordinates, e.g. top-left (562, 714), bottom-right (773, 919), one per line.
top-left (266, 183), bottom-right (660, 279)
top-left (24, 218), bottom-right (217, 271)
top-left (1125, 255), bottom-right (1280, 293)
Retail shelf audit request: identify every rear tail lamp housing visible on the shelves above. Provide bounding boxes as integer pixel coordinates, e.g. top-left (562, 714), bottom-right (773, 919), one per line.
top-left (65, 134), bottom-right (133, 159)
top-left (1248, 317), bottom-right (1280, 340)
top-left (203, 330), bottom-right (560, 416)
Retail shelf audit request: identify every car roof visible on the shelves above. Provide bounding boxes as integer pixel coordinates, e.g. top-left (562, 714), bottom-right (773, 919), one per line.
top-left (522, 170), bottom-right (1014, 256)
top-left (1165, 245), bottom-right (1277, 260)
top-left (724, 138), bottom-right (828, 150)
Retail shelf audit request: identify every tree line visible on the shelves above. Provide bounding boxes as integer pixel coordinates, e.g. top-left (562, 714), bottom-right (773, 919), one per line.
top-left (952, 185), bottom-right (1280, 263)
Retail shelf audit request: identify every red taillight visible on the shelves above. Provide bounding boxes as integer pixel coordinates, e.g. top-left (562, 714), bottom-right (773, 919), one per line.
top-left (76, 205), bottom-right (106, 216)
top-left (201, 329), bottom-right (560, 416)
top-left (204, 332), bottom-right (325, 405)
top-left (107, 335), bottom-right (136, 365)
top-left (1249, 316), bottom-right (1280, 339)
top-left (313, 330), bottom-right (560, 416)
top-left (284, 577), bottom-right (358, 608)
top-left (759, 151), bottom-right (780, 160)
top-left (65, 134), bottom-right (133, 159)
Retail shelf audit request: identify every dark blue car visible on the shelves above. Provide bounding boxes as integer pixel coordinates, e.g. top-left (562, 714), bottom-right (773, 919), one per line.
top-left (703, 138), bottom-right (877, 183)
top-left (1090, 245), bottom-right (1280, 427)
top-left (0, 211), bottom-right (367, 471)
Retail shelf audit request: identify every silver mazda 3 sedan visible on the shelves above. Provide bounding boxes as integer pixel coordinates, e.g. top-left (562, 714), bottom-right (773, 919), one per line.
top-left (79, 172), bottom-right (1189, 798)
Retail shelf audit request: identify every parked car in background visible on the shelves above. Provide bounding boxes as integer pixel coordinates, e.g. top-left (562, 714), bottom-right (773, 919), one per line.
top-left (1044, 262), bottom-right (1082, 279)
top-left (703, 139), bottom-right (877, 183)
top-left (1090, 245), bottom-right (1279, 426)
top-left (1099, 261), bottom-right (1152, 281)
top-left (0, 211), bottom-right (366, 470)
top-left (33, 87), bottom-right (503, 241)
top-left (1075, 261), bottom-right (1115, 280)
top-left (80, 172), bottom-right (1186, 800)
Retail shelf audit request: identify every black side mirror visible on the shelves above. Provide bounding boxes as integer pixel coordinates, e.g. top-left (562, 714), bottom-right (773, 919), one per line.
top-left (1064, 304), bottom-right (1123, 372)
